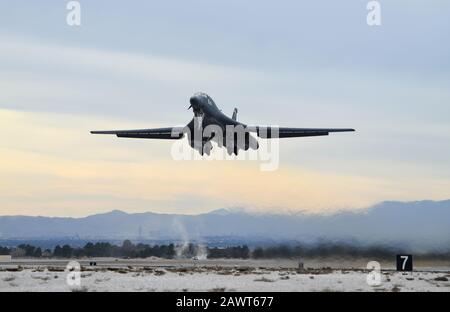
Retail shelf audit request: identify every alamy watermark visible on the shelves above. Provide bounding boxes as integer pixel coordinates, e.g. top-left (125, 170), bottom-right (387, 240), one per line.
top-left (66, 260), bottom-right (81, 288)
top-left (169, 120), bottom-right (280, 171)
top-left (366, 261), bottom-right (382, 286)
top-left (66, 1), bottom-right (81, 26)
top-left (366, 1), bottom-right (382, 26)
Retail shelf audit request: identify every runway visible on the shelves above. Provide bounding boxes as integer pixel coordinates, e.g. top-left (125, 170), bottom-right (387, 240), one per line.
top-left (2, 257), bottom-right (449, 272)
top-left (1, 258), bottom-right (449, 292)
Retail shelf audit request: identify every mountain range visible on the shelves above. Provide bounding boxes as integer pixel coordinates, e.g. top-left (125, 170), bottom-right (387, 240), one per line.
top-left (0, 200), bottom-right (449, 251)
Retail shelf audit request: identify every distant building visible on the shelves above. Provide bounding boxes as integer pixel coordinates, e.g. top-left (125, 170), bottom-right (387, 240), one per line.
top-left (0, 255), bottom-right (12, 262)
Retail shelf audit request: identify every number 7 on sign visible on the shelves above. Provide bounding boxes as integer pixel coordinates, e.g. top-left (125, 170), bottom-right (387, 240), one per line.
top-left (400, 255), bottom-right (409, 270)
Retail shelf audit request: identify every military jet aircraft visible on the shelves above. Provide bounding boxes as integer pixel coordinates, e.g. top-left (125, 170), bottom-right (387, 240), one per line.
top-left (91, 92), bottom-right (355, 155)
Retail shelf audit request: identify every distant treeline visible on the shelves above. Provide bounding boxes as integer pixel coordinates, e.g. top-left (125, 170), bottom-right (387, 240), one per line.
top-left (1, 241), bottom-right (449, 260)
top-left (0, 241), bottom-right (250, 259)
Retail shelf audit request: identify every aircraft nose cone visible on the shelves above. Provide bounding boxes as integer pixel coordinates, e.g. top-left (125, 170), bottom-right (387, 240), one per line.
top-left (190, 95), bottom-right (201, 108)
top-left (188, 95), bottom-right (198, 110)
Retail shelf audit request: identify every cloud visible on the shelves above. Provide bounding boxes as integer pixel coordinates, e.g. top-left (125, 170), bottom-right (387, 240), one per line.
top-left (0, 35), bottom-right (273, 123)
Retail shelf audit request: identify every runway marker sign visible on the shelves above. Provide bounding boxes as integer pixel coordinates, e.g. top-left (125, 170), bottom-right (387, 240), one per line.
top-left (396, 255), bottom-right (413, 271)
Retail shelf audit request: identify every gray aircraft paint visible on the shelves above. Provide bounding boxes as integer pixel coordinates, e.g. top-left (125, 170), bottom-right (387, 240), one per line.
top-left (91, 93), bottom-right (355, 155)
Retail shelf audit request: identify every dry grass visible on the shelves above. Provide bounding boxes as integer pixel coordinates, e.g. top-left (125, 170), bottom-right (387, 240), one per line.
top-left (2, 276), bottom-right (15, 282)
top-left (434, 276), bottom-right (448, 282)
top-left (154, 269), bottom-right (166, 276)
top-left (254, 277), bottom-right (275, 282)
top-left (31, 275), bottom-right (51, 281)
top-left (71, 286), bottom-right (89, 292)
top-left (47, 267), bottom-right (65, 272)
top-left (236, 267), bottom-right (254, 273)
top-left (6, 267), bottom-right (23, 272)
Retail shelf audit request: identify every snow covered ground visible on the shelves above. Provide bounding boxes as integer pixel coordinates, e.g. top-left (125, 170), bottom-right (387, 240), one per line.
top-left (1, 265), bottom-right (449, 292)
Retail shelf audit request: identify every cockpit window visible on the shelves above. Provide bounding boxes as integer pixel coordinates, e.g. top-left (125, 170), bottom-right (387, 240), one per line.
top-left (194, 92), bottom-right (218, 108)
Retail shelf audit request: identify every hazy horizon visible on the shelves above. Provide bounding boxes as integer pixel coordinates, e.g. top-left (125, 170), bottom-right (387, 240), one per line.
top-left (1, 199), bottom-right (449, 253)
top-left (0, 198), bottom-right (448, 218)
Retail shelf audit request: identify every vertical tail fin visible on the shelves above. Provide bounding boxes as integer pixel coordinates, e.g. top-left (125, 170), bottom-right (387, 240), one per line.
top-left (232, 108), bottom-right (238, 121)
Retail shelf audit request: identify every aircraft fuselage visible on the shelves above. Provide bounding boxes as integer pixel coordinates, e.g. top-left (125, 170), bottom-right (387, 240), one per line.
top-left (186, 93), bottom-right (254, 155)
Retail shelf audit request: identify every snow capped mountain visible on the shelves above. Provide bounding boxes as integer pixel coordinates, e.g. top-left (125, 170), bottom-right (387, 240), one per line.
top-left (0, 200), bottom-right (449, 250)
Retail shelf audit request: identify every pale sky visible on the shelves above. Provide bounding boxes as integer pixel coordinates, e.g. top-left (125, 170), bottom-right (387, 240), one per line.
top-left (0, 1), bottom-right (449, 217)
